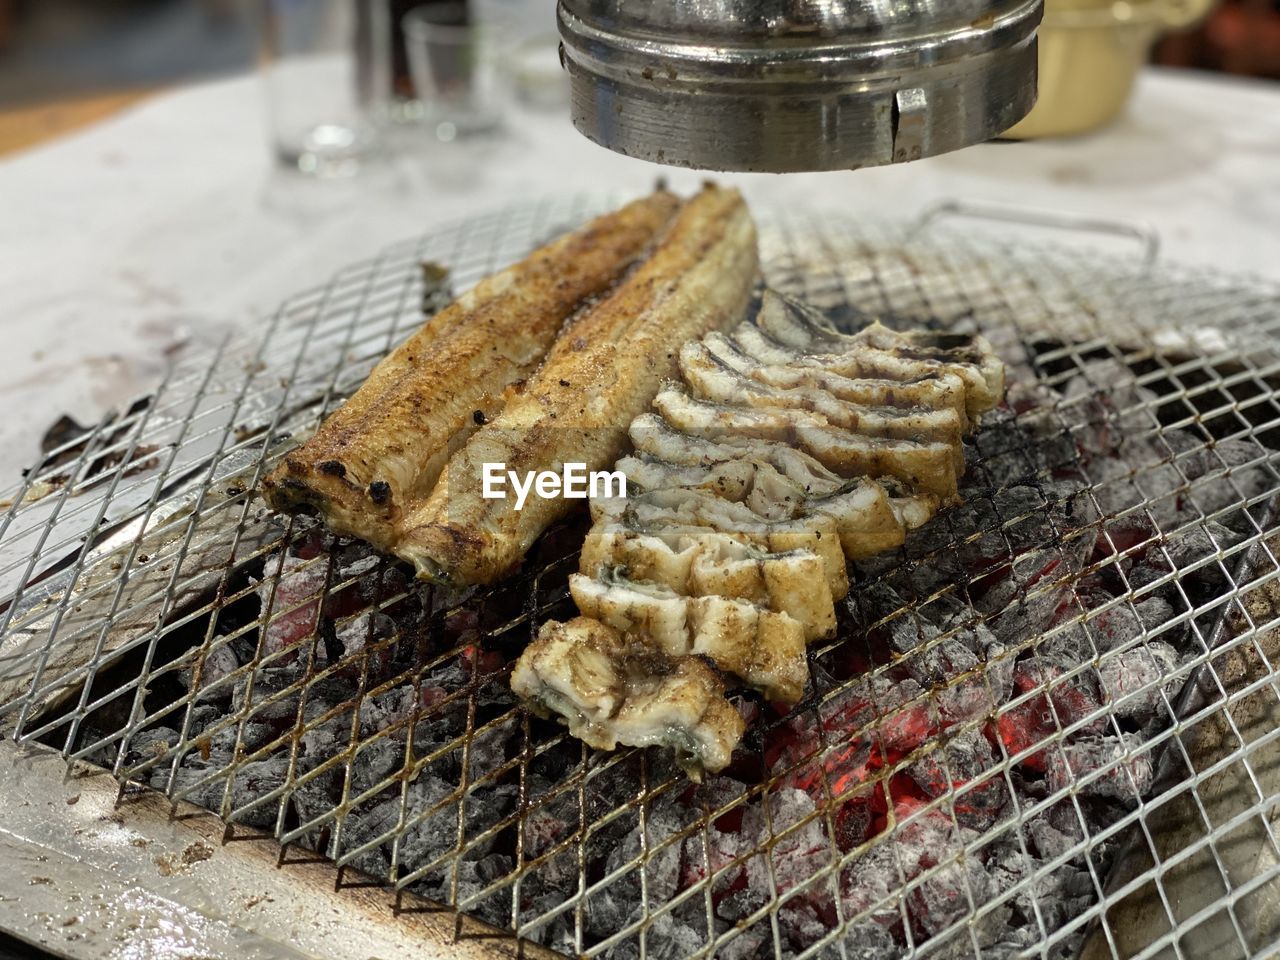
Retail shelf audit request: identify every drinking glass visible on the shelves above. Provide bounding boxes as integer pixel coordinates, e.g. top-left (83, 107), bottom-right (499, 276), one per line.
top-left (402, 3), bottom-right (505, 141)
top-left (258, 0), bottom-right (388, 176)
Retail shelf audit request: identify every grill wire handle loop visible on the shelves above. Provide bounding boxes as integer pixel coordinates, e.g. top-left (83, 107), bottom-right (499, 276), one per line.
top-left (914, 199), bottom-right (1161, 268)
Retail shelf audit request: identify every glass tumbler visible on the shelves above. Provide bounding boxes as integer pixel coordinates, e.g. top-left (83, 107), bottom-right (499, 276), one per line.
top-left (402, 3), bottom-right (505, 141)
top-left (258, 0), bottom-right (388, 176)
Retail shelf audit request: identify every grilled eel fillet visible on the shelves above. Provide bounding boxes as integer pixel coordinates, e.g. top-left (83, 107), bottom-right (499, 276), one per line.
top-left (512, 616), bottom-right (744, 780)
top-left (395, 185), bottom-right (760, 585)
top-left (260, 190), bottom-right (680, 550)
top-left (513, 288), bottom-right (1005, 774)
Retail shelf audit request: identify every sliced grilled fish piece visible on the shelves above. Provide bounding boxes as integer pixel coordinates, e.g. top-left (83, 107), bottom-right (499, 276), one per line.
top-left (579, 526), bottom-right (836, 641)
top-left (511, 617), bottom-right (744, 778)
top-left (570, 573), bottom-right (809, 703)
top-left (702, 331), bottom-right (970, 427)
top-left (653, 388), bottom-right (960, 501)
top-left (262, 191), bottom-right (680, 549)
top-left (592, 488), bottom-right (849, 598)
top-left (629, 414), bottom-right (847, 495)
top-left (615, 455), bottom-right (766, 501)
top-left (396, 185), bottom-right (759, 585)
top-left (730, 322), bottom-right (995, 426)
top-left (679, 340), bottom-right (966, 465)
top-left (612, 454), bottom-right (926, 559)
top-left (754, 291), bottom-right (1004, 418)
top-left (617, 453), bottom-right (818, 518)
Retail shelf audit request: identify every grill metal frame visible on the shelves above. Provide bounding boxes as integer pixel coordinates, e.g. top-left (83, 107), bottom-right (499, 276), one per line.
top-left (2, 197), bottom-right (1280, 960)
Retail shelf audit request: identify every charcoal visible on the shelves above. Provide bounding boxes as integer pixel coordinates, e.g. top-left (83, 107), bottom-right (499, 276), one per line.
top-left (411, 706), bottom-right (468, 755)
top-left (124, 726), bottom-right (178, 766)
top-left (1097, 641), bottom-right (1179, 724)
top-left (716, 884), bottom-right (769, 925)
top-left (995, 485), bottom-right (1064, 550)
top-left (852, 581), bottom-right (911, 627)
top-left (983, 837), bottom-right (1094, 935)
top-left (1187, 439), bottom-right (1276, 516)
top-left (1025, 803), bottom-right (1085, 861)
top-left (610, 904), bottom-right (707, 960)
top-left (875, 689), bottom-right (942, 761)
top-left (467, 715), bottom-right (517, 781)
top-left (161, 757), bottom-right (233, 810)
top-left (334, 543), bottom-right (380, 576)
top-left (890, 613), bottom-right (982, 691)
top-left (1165, 520), bottom-right (1245, 568)
top-left (1012, 658), bottom-right (1105, 737)
top-left (716, 926), bottom-right (772, 960)
top-left (583, 887), bottom-right (635, 940)
top-left (1044, 733), bottom-right (1153, 802)
top-left (1084, 603), bottom-right (1146, 654)
top-left (351, 736), bottom-right (405, 795)
top-left (231, 668), bottom-right (338, 723)
top-left (335, 611), bottom-right (394, 657)
top-left (1087, 458), bottom-right (1172, 526)
top-left (907, 727), bottom-right (1007, 832)
top-left (185, 703), bottom-right (222, 735)
top-left (1127, 520), bottom-right (1243, 596)
top-left (942, 611), bottom-right (1002, 660)
top-left (180, 643), bottom-right (239, 697)
top-left (755, 790), bottom-right (833, 898)
top-left (606, 808), bottom-right (688, 905)
top-left (453, 852), bottom-right (514, 905)
top-left (358, 687), bottom-right (417, 735)
top-left (840, 843), bottom-right (907, 929)
top-left (1134, 594), bottom-right (1187, 644)
top-left (334, 795), bottom-right (400, 877)
top-left (226, 757), bottom-right (290, 828)
top-left (986, 533), bottom-right (1098, 646)
top-left (299, 715), bottom-right (350, 771)
top-left (936, 674), bottom-right (1001, 729)
top-left (254, 551), bottom-right (327, 659)
top-left (206, 719), bottom-right (277, 757)
top-left (522, 791), bottom-right (578, 891)
top-left (458, 782), bottom-right (518, 856)
top-left (833, 920), bottom-right (897, 960)
top-left (689, 814), bottom-right (758, 913)
top-left (973, 401), bottom-right (1077, 488)
top-left (982, 642), bottom-right (1017, 706)
top-left (393, 778), bottom-right (461, 869)
top-left (291, 764), bottom-right (341, 830)
top-left (910, 853), bottom-right (1007, 948)
top-left (524, 780), bottom-right (577, 844)
top-left (1064, 361), bottom-right (1162, 456)
top-left (522, 904), bottom-right (576, 952)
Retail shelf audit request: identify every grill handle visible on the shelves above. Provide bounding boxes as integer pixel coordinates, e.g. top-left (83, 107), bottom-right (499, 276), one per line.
top-left (913, 199), bottom-right (1160, 268)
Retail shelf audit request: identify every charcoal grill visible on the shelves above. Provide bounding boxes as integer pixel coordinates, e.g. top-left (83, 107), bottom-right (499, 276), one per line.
top-left (3, 196), bottom-right (1280, 960)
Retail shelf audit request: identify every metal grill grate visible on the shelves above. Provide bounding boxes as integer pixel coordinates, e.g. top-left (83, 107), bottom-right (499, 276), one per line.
top-left (3, 197), bottom-right (1280, 960)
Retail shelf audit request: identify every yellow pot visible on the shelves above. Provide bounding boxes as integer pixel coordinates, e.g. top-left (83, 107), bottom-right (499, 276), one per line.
top-left (1004, 0), bottom-right (1216, 139)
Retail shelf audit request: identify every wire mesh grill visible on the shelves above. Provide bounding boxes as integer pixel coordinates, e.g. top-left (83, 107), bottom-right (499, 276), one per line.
top-left (3, 197), bottom-right (1280, 960)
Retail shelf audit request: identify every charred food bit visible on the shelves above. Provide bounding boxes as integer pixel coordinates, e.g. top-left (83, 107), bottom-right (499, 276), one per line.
top-left (261, 190), bottom-right (681, 549)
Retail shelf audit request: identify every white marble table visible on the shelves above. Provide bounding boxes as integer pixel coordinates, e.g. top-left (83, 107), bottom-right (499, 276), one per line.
top-left (0, 66), bottom-right (1277, 480)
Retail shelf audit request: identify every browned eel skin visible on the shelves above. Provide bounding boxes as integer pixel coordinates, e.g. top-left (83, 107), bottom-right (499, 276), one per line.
top-left (397, 185), bottom-right (760, 585)
top-left (261, 191), bottom-right (681, 550)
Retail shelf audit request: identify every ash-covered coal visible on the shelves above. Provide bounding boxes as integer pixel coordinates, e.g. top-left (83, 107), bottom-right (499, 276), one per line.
top-left (111, 357), bottom-right (1277, 959)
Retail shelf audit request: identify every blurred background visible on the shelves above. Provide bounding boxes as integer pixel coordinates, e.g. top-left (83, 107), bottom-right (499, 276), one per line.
top-left (0, 0), bottom-right (1275, 112)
